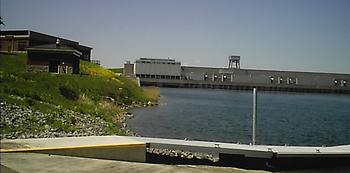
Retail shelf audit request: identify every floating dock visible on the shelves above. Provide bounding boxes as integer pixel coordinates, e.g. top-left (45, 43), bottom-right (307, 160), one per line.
top-left (127, 136), bottom-right (350, 170)
top-left (1, 136), bottom-right (349, 171)
top-left (0, 136), bottom-right (146, 162)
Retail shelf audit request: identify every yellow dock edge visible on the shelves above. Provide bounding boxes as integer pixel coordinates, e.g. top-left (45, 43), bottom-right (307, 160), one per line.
top-left (0, 142), bottom-right (146, 153)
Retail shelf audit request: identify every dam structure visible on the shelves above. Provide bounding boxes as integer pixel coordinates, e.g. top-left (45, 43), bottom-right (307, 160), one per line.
top-left (124, 57), bottom-right (350, 94)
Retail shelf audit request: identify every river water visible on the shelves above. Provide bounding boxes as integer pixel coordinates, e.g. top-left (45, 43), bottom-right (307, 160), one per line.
top-left (127, 88), bottom-right (350, 146)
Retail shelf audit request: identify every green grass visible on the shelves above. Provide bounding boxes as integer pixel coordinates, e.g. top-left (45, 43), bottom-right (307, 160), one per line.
top-left (109, 68), bottom-right (123, 74)
top-left (0, 53), bottom-right (27, 74)
top-left (0, 53), bottom-right (156, 135)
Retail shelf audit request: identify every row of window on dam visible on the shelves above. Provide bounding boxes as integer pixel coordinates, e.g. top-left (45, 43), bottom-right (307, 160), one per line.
top-left (124, 57), bottom-right (349, 88)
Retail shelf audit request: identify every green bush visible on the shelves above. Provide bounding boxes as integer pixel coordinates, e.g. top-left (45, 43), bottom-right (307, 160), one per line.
top-left (59, 85), bottom-right (80, 101)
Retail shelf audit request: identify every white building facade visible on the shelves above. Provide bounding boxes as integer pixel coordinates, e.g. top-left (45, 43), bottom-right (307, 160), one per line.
top-left (134, 58), bottom-right (181, 79)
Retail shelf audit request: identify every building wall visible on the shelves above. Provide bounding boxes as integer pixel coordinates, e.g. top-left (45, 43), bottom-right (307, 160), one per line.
top-left (181, 66), bottom-right (350, 87)
top-left (27, 51), bottom-right (79, 74)
top-left (27, 58), bottom-right (49, 73)
top-left (0, 39), bottom-right (29, 52)
top-left (135, 58), bottom-right (181, 78)
top-left (126, 57), bottom-right (349, 88)
top-left (124, 63), bottom-right (135, 77)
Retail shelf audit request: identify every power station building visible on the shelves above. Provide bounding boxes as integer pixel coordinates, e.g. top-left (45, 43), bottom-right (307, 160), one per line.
top-left (125, 57), bottom-right (349, 93)
top-left (125, 58), bottom-right (181, 79)
top-left (180, 66), bottom-right (348, 87)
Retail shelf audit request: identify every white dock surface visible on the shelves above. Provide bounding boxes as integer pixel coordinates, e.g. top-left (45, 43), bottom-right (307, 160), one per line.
top-left (1, 135), bottom-right (349, 158)
top-left (126, 136), bottom-right (350, 157)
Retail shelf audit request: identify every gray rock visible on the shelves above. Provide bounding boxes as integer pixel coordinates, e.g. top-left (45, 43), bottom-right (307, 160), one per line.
top-left (0, 101), bottom-right (113, 140)
top-left (146, 147), bottom-right (217, 162)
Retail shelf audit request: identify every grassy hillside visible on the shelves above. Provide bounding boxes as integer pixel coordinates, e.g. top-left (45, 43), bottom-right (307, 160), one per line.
top-left (109, 68), bottom-right (123, 74)
top-left (0, 53), bottom-right (157, 136)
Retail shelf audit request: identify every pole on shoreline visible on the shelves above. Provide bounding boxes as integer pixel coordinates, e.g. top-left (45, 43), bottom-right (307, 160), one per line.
top-left (252, 87), bottom-right (257, 145)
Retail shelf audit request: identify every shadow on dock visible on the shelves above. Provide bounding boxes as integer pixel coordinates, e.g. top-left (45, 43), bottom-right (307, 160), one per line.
top-left (146, 152), bottom-right (350, 172)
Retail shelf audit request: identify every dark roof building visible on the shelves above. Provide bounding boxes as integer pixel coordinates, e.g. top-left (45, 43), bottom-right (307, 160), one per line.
top-left (0, 30), bottom-right (92, 61)
top-left (1, 30), bottom-right (93, 74)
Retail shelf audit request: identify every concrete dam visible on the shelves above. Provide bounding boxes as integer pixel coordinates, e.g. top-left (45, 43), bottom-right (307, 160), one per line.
top-left (123, 57), bottom-right (350, 94)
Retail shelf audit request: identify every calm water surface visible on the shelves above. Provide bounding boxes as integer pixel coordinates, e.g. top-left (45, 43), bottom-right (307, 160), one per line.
top-left (127, 88), bottom-right (350, 146)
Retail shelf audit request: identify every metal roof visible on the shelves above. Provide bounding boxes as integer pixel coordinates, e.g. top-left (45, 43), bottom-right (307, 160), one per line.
top-left (26, 44), bottom-right (82, 57)
top-left (0, 29), bottom-right (92, 50)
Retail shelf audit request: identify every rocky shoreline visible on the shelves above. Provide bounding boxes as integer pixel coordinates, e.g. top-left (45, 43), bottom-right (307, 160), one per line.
top-left (120, 100), bottom-right (160, 136)
top-left (1, 100), bottom-right (219, 164)
top-left (0, 101), bottom-right (111, 139)
top-left (0, 99), bottom-right (158, 140)
top-left (147, 147), bottom-right (218, 162)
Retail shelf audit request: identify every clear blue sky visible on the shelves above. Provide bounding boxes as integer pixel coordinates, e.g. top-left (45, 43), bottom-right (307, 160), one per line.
top-left (1, 0), bottom-right (350, 73)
